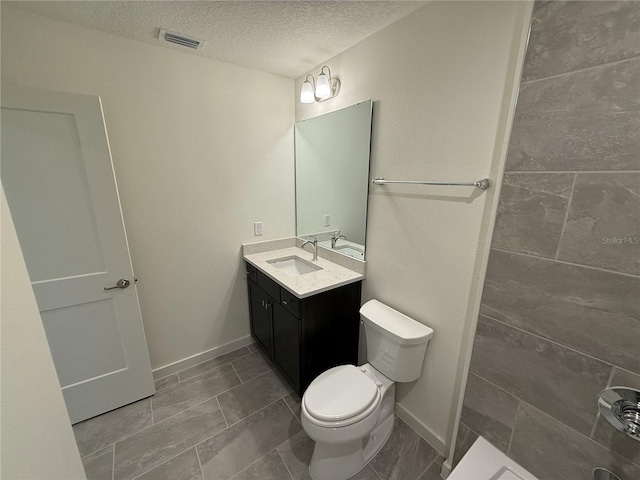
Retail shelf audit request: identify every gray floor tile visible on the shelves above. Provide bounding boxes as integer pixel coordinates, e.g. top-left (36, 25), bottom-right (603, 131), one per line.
top-left (247, 343), bottom-right (260, 353)
top-left (217, 369), bottom-right (292, 425)
top-left (510, 402), bottom-right (640, 480)
top-left (74, 398), bottom-right (153, 457)
top-left (283, 393), bottom-right (301, 423)
top-left (276, 430), bottom-right (314, 480)
top-left (231, 450), bottom-right (292, 480)
top-left (558, 172), bottom-right (640, 275)
top-left (350, 466), bottom-right (382, 480)
top-left (152, 364), bottom-right (241, 423)
top-left (522, 1), bottom-right (640, 82)
top-left (461, 373), bottom-right (518, 452)
top-left (369, 417), bottom-right (439, 480)
top-left (114, 397), bottom-right (226, 480)
top-left (491, 173), bottom-right (574, 258)
top-left (135, 448), bottom-right (203, 480)
top-left (231, 350), bottom-right (273, 382)
top-left (452, 423), bottom-right (478, 467)
top-left (418, 455), bottom-right (445, 480)
top-left (481, 249), bottom-right (640, 373)
top-left (155, 374), bottom-right (179, 392)
top-left (82, 445), bottom-right (114, 480)
top-left (197, 400), bottom-right (301, 480)
top-left (470, 315), bottom-right (611, 435)
top-left (178, 347), bottom-right (251, 382)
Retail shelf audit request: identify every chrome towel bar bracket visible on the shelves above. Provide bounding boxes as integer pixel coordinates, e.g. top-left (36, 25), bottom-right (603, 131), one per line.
top-left (371, 177), bottom-right (491, 190)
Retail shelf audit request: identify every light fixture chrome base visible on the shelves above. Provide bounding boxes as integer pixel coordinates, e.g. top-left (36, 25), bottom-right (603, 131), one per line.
top-left (598, 387), bottom-right (640, 441)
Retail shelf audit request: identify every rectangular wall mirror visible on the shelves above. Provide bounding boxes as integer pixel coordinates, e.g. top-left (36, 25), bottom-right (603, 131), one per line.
top-left (295, 100), bottom-right (373, 260)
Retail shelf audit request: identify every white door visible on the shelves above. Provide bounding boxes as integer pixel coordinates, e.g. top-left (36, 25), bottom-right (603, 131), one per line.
top-left (1, 85), bottom-right (155, 424)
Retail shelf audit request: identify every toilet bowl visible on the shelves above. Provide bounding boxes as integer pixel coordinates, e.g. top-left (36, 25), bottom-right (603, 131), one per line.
top-left (301, 300), bottom-right (434, 480)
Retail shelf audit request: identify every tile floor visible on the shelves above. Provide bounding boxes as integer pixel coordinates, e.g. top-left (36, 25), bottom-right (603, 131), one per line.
top-left (74, 345), bottom-right (445, 480)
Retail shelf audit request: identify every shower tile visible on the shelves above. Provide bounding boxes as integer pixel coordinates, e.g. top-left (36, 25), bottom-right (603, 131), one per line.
top-left (522, 1), bottom-right (640, 82)
top-left (461, 372), bottom-right (518, 452)
top-left (481, 249), bottom-right (640, 372)
top-left (152, 363), bottom-right (240, 423)
top-left (197, 400), bottom-right (301, 480)
top-left (470, 315), bottom-right (611, 435)
top-left (154, 373), bottom-right (179, 392)
top-left (231, 450), bottom-right (291, 480)
top-left (217, 369), bottom-right (292, 425)
top-left (491, 173), bottom-right (574, 258)
top-left (113, 397), bottom-right (225, 480)
top-left (418, 455), bottom-right (445, 480)
top-left (452, 423), bottom-right (478, 467)
top-left (73, 398), bottom-right (153, 457)
top-left (558, 173), bottom-right (640, 275)
top-left (510, 402), bottom-right (640, 480)
top-left (610, 368), bottom-right (640, 391)
top-left (178, 347), bottom-right (251, 382)
top-left (81, 445), bottom-right (113, 480)
top-left (506, 57), bottom-right (640, 172)
top-left (135, 448), bottom-right (203, 480)
top-left (369, 417), bottom-right (440, 480)
top-left (231, 350), bottom-right (273, 382)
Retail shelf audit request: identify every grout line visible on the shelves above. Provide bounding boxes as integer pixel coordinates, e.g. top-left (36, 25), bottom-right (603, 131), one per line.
top-left (507, 402), bottom-right (521, 456)
top-left (605, 367), bottom-right (617, 389)
top-left (130, 446), bottom-right (196, 480)
top-left (490, 247), bottom-right (640, 279)
top-left (111, 444), bottom-right (115, 480)
top-left (228, 449), bottom-right (274, 480)
top-left (230, 362), bottom-right (243, 383)
top-left (589, 412), bottom-right (602, 439)
top-left (149, 397), bottom-right (155, 425)
top-left (521, 54), bottom-right (640, 86)
top-left (275, 449), bottom-right (295, 480)
top-left (554, 173), bottom-right (578, 260)
top-left (503, 169), bottom-right (640, 175)
top-left (369, 462), bottom-right (384, 480)
top-left (224, 397), bottom-right (285, 430)
top-left (415, 453), bottom-right (439, 480)
top-left (216, 396), bottom-right (229, 428)
top-left (478, 313), bottom-right (623, 372)
top-left (195, 446), bottom-right (205, 479)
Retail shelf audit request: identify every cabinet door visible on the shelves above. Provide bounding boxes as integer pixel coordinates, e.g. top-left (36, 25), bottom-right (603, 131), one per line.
top-left (248, 281), bottom-right (272, 356)
top-left (272, 302), bottom-right (300, 392)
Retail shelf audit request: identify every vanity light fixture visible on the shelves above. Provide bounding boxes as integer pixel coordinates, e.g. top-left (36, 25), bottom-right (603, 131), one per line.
top-left (300, 66), bottom-right (341, 104)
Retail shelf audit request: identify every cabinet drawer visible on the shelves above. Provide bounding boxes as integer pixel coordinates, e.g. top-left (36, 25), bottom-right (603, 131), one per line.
top-left (257, 270), bottom-right (280, 302)
top-left (280, 287), bottom-right (301, 318)
top-left (245, 263), bottom-right (257, 283)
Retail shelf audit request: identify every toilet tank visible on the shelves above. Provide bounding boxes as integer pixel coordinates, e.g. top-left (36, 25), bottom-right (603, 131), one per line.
top-left (360, 299), bottom-right (434, 382)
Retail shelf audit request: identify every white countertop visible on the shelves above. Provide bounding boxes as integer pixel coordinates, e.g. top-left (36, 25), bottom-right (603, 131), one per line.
top-left (242, 241), bottom-right (365, 299)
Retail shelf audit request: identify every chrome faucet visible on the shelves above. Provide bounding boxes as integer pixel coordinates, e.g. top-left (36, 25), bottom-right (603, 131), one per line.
top-left (301, 237), bottom-right (318, 261)
top-left (331, 231), bottom-right (347, 249)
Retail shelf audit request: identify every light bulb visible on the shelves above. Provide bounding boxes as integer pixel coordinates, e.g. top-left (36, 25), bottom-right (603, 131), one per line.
top-left (300, 80), bottom-right (315, 103)
top-left (315, 73), bottom-right (331, 99)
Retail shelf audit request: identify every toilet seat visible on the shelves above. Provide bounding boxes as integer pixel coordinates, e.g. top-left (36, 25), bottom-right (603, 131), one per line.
top-left (303, 365), bottom-right (381, 428)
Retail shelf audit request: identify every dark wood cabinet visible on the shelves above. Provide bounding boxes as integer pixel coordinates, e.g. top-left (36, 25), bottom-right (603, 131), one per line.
top-left (246, 262), bottom-right (361, 396)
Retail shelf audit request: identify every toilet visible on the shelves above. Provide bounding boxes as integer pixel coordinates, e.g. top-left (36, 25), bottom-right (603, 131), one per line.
top-left (301, 299), bottom-right (434, 480)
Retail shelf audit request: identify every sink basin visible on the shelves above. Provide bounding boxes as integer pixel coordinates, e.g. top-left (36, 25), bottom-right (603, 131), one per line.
top-left (334, 245), bottom-right (365, 260)
top-left (267, 256), bottom-right (322, 277)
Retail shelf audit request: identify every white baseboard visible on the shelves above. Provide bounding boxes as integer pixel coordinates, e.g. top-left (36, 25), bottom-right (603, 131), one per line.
top-left (394, 402), bottom-right (448, 456)
top-left (152, 335), bottom-right (254, 379)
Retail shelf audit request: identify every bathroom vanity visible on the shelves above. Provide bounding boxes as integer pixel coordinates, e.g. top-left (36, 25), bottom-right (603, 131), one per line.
top-left (243, 238), bottom-right (364, 396)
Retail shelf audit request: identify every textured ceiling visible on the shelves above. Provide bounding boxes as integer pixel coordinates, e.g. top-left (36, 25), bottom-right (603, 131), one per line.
top-left (9, 1), bottom-right (427, 78)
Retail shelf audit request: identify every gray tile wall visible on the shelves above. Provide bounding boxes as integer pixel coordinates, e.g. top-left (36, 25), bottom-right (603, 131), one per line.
top-left (457, 2), bottom-right (640, 479)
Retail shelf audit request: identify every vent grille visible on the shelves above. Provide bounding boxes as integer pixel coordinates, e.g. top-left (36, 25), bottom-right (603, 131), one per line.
top-left (158, 29), bottom-right (205, 50)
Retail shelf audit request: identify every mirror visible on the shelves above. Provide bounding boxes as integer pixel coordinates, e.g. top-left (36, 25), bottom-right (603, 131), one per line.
top-left (295, 100), bottom-right (373, 260)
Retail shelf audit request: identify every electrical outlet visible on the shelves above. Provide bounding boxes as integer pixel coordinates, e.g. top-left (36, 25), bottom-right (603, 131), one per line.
top-left (324, 214), bottom-right (331, 227)
top-left (254, 221), bottom-right (263, 236)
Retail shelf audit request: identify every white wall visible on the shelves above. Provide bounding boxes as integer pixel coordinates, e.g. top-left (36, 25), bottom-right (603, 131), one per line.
top-left (1, 6), bottom-right (295, 370)
top-left (296, 1), bottom-right (532, 450)
top-left (1, 187), bottom-right (86, 479)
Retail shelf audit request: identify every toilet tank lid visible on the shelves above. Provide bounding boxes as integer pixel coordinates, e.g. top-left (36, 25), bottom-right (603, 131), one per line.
top-left (360, 299), bottom-right (433, 345)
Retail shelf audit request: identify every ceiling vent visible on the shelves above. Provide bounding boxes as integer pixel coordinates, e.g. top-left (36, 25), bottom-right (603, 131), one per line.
top-left (158, 29), bottom-right (205, 50)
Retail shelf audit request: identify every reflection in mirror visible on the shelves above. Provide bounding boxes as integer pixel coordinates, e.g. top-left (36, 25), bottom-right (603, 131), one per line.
top-left (295, 100), bottom-right (372, 260)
